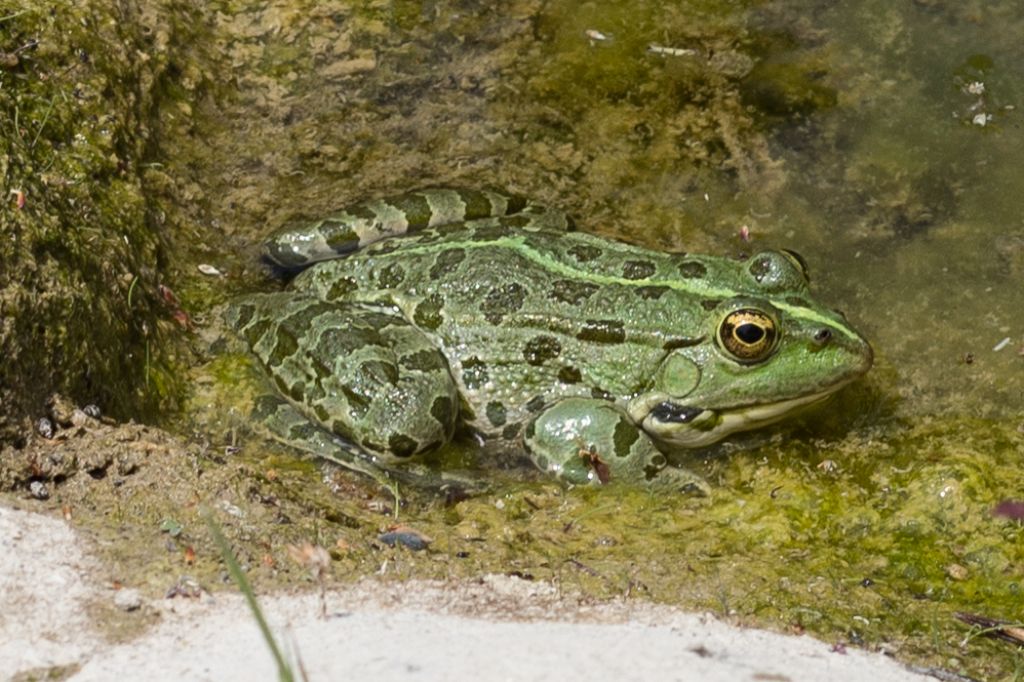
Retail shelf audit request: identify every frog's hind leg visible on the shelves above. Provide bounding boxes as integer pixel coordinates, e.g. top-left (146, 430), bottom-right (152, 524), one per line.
top-left (262, 188), bottom-right (574, 270)
top-left (227, 293), bottom-right (466, 484)
top-left (248, 392), bottom-right (391, 484)
top-left (248, 393), bottom-right (479, 496)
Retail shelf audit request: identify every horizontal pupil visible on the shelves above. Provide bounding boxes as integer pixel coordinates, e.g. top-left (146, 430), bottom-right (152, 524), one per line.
top-left (736, 323), bottom-right (764, 344)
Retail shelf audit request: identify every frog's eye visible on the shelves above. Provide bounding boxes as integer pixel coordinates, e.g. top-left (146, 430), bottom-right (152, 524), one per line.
top-left (718, 309), bottom-right (778, 363)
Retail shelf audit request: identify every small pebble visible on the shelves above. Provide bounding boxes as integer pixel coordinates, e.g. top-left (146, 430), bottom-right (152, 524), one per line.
top-left (378, 526), bottom-right (432, 551)
top-left (28, 480), bottom-right (49, 500)
top-left (36, 418), bottom-right (54, 439)
top-left (197, 263), bottom-right (223, 277)
top-left (82, 404), bottom-right (101, 418)
top-left (113, 588), bottom-right (143, 612)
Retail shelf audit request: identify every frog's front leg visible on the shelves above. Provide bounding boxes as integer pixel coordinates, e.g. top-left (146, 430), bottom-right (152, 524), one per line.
top-left (523, 398), bottom-right (708, 494)
top-left (228, 293), bottom-right (459, 463)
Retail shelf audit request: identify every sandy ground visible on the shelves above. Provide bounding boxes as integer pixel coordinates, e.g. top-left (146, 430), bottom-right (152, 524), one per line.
top-left (1, 504), bottom-right (936, 682)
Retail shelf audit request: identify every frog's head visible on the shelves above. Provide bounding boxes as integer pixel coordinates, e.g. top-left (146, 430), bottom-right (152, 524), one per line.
top-left (629, 250), bottom-right (873, 449)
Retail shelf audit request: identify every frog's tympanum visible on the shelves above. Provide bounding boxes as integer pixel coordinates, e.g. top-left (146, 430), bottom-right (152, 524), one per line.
top-left (227, 190), bottom-right (872, 490)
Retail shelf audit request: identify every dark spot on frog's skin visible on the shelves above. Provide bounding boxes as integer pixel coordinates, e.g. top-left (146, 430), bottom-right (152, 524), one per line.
top-left (503, 423), bottom-right (522, 440)
top-left (700, 299), bottom-right (719, 311)
top-left (748, 255), bottom-right (772, 282)
top-left (523, 420), bottom-right (535, 441)
top-left (613, 417), bottom-right (639, 458)
top-left (429, 247), bottom-right (466, 279)
top-left (389, 434), bottom-right (419, 458)
top-left (456, 189), bottom-right (498, 219)
top-left (288, 381), bottom-right (305, 403)
top-left (268, 329), bottom-right (300, 367)
top-left (230, 303), bottom-right (256, 329)
top-left (313, 404), bottom-right (330, 423)
top-left (678, 261), bottom-right (707, 279)
top-left (534, 454), bottom-right (549, 471)
top-left (635, 285), bottom-right (669, 300)
top-left (461, 357), bottom-right (489, 390)
top-left (319, 325), bottom-right (384, 356)
top-left (430, 396), bottom-right (455, 429)
top-left (377, 263), bottom-right (405, 288)
top-left (557, 365), bottom-right (582, 384)
top-left (288, 421), bottom-right (320, 442)
top-left (242, 319), bottom-right (272, 347)
top-left (481, 282), bottom-right (526, 324)
top-left (486, 401), bottom-right (507, 427)
top-left (307, 382), bottom-right (326, 402)
top-left (330, 419), bottom-right (354, 440)
top-left (342, 386), bottom-right (371, 420)
top-left (662, 337), bottom-right (702, 350)
top-left (310, 358), bottom-right (332, 382)
top-left (550, 279), bottom-right (599, 305)
top-left (501, 214), bottom-right (532, 229)
top-left (345, 204), bottom-right (380, 223)
top-left (523, 335), bottom-right (562, 365)
top-left (327, 276), bottom-right (359, 300)
top-left (413, 294), bottom-right (445, 330)
top-left (577, 319), bottom-right (626, 344)
top-left (568, 244), bottom-right (602, 262)
top-left (622, 260), bottom-right (657, 280)
top-left (400, 348), bottom-right (446, 372)
top-left (359, 360), bottom-right (399, 386)
top-left (280, 301), bottom-right (340, 335)
top-left (321, 221), bottom-right (360, 254)
top-left (590, 387), bottom-right (615, 401)
top-left (361, 437), bottom-right (385, 453)
top-left (525, 395), bottom-right (547, 413)
top-left (389, 193), bottom-right (433, 227)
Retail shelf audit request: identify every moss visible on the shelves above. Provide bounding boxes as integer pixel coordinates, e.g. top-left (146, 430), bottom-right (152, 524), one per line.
top-left (0, 1), bottom-right (206, 441)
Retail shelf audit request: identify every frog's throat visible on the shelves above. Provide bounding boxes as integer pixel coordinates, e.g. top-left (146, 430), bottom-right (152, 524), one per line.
top-left (640, 379), bottom-right (855, 449)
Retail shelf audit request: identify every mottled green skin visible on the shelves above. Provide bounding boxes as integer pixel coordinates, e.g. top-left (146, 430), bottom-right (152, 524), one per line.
top-left (229, 190), bottom-right (872, 488)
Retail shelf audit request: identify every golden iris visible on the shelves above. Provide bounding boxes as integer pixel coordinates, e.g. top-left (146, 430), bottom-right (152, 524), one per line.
top-left (718, 309), bottom-right (777, 362)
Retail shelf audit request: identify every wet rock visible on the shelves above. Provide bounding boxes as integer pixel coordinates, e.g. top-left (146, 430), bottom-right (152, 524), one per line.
top-left (36, 418), bottom-right (54, 440)
top-left (28, 480), bottom-right (49, 500)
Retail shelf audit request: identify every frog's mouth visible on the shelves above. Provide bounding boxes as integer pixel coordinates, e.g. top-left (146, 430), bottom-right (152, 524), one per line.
top-left (639, 380), bottom-right (852, 449)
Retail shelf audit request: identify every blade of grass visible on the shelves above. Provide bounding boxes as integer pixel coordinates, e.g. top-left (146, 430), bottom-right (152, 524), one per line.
top-left (203, 509), bottom-right (296, 682)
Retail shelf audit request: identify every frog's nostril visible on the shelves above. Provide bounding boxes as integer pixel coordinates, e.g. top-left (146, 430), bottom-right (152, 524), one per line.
top-left (813, 328), bottom-right (832, 346)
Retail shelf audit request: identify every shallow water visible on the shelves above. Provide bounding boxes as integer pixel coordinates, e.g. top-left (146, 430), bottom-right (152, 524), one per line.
top-left (174, 1), bottom-right (1024, 678)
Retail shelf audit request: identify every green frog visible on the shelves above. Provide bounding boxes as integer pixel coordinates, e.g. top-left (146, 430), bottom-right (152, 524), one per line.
top-left (227, 189), bottom-right (872, 490)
